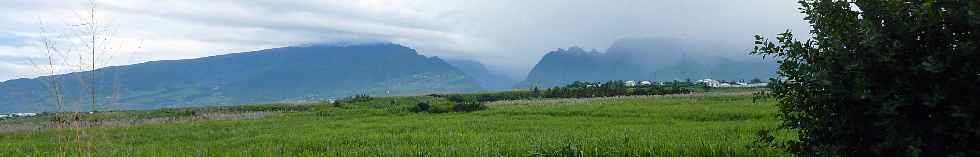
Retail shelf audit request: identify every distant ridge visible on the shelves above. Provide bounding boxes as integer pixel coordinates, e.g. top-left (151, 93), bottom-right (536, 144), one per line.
top-left (444, 59), bottom-right (517, 91)
top-left (0, 43), bottom-right (480, 113)
top-left (517, 38), bottom-right (776, 88)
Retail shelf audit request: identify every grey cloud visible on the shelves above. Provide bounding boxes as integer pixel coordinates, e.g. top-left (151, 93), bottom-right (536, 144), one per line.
top-left (0, 0), bottom-right (810, 81)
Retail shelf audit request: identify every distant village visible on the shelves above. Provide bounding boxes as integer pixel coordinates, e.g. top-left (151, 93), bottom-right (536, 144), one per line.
top-left (605, 79), bottom-right (768, 88)
top-left (0, 112), bottom-right (38, 119)
top-left (693, 79), bottom-right (768, 88)
top-left (547, 78), bottom-right (769, 90)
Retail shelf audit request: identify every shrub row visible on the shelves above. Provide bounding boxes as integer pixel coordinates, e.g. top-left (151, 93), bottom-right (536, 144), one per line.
top-left (438, 80), bottom-right (700, 103)
top-left (411, 101), bottom-right (486, 113)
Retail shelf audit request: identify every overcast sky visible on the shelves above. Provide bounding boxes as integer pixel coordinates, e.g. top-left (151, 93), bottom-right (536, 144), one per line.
top-left (0, 0), bottom-right (810, 81)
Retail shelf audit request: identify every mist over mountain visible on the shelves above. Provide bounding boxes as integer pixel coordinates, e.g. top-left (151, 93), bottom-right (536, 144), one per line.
top-left (444, 59), bottom-right (517, 91)
top-left (0, 43), bottom-right (480, 113)
top-left (517, 38), bottom-right (777, 88)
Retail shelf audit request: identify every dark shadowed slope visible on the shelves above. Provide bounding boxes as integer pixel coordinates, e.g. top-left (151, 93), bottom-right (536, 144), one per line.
top-left (518, 38), bottom-right (776, 88)
top-left (520, 47), bottom-right (605, 88)
top-left (0, 43), bottom-right (480, 113)
top-left (444, 59), bottom-right (517, 91)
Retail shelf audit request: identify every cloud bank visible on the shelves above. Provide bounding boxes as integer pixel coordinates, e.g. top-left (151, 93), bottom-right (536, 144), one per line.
top-left (0, 0), bottom-right (810, 81)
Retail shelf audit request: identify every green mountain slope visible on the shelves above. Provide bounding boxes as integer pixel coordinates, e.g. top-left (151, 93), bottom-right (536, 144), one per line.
top-left (0, 43), bottom-right (480, 112)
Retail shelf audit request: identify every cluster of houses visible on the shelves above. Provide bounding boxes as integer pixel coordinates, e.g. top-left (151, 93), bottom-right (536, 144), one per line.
top-left (0, 112), bottom-right (38, 119)
top-left (581, 80), bottom-right (664, 88)
top-left (587, 79), bottom-right (766, 88)
top-left (695, 79), bottom-right (768, 88)
top-left (622, 80), bottom-right (664, 87)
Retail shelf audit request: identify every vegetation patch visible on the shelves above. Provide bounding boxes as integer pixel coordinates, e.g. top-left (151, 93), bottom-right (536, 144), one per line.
top-left (674, 112), bottom-right (765, 122)
top-left (0, 89), bottom-right (789, 156)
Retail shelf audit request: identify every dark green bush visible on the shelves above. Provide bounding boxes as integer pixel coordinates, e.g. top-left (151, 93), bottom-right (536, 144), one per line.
top-left (452, 101), bottom-right (487, 112)
top-left (430, 101), bottom-right (454, 113)
top-left (753, 0), bottom-right (979, 156)
top-left (541, 80), bottom-right (694, 98)
top-left (411, 100), bottom-right (484, 113)
top-left (351, 94), bottom-right (372, 102)
top-left (412, 102), bottom-right (431, 113)
top-left (334, 94), bottom-right (373, 105)
top-left (236, 104), bottom-right (312, 112)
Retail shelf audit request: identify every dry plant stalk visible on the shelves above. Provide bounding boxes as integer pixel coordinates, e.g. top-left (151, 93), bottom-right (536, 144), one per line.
top-left (30, 1), bottom-right (138, 156)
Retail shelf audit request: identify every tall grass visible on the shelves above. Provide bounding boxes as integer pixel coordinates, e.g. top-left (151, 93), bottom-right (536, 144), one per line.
top-left (0, 91), bottom-right (791, 156)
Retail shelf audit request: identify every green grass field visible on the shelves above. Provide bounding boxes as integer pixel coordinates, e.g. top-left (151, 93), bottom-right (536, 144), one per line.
top-left (0, 90), bottom-right (792, 156)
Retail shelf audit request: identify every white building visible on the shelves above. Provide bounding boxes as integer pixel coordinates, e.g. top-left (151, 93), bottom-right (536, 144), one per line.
top-left (0, 114), bottom-right (9, 118)
top-left (11, 113), bottom-right (37, 117)
top-left (696, 79), bottom-right (722, 87)
top-left (624, 80), bottom-right (637, 87)
top-left (639, 81), bottom-right (653, 86)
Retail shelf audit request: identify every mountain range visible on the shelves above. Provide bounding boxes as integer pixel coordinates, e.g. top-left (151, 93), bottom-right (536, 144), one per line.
top-left (517, 38), bottom-right (777, 88)
top-left (0, 43), bottom-right (480, 112)
top-left (0, 38), bottom-right (778, 113)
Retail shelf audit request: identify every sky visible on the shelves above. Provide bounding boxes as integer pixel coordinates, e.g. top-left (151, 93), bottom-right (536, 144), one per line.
top-left (0, 0), bottom-right (810, 81)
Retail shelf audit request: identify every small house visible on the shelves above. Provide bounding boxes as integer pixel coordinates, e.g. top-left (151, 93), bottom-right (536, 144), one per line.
top-left (624, 80), bottom-right (637, 87)
top-left (11, 113), bottom-right (37, 117)
top-left (639, 81), bottom-right (653, 86)
top-left (696, 79), bottom-right (722, 87)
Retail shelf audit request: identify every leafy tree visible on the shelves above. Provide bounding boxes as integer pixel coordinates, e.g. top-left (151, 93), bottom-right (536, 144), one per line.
top-left (452, 101), bottom-right (487, 112)
top-left (753, 0), bottom-right (979, 156)
top-left (531, 86), bottom-right (541, 96)
top-left (412, 102), bottom-right (431, 113)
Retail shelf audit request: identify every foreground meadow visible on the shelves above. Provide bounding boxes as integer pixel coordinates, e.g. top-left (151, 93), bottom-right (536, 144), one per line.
top-left (0, 91), bottom-right (791, 156)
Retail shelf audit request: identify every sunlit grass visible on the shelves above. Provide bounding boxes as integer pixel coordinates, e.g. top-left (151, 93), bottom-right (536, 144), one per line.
top-left (0, 90), bottom-right (791, 156)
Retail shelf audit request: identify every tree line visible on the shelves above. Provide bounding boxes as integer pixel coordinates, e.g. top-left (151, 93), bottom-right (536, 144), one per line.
top-left (437, 80), bottom-right (702, 103)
